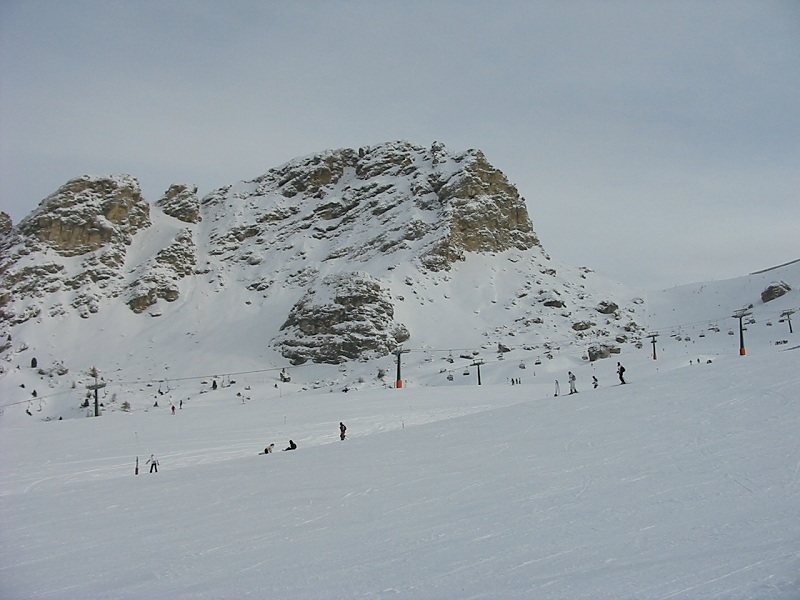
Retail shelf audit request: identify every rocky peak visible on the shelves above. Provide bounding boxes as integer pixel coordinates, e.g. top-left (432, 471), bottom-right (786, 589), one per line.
top-left (16, 175), bottom-right (150, 256)
top-left (156, 184), bottom-right (201, 223)
top-left (0, 212), bottom-right (12, 238)
top-left (422, 148), bottom-right (539, 269)
top-left (203, 141), bottom-right (540, 272)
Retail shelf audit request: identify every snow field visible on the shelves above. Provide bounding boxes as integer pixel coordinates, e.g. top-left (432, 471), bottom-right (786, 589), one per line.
top-left (1, 344), bottom-right (798, 599)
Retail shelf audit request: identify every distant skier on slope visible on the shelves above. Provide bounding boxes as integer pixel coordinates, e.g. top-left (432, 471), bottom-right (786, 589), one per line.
top-left (146, 454), bottom-right (159, 473)
top-left (340, 422), bottom-right (347, 441)
top-left (617, 362), bottom-right (626, 385)
top-left (283, 440), bottom-right (297, 451)
top-left (568, 371), bottom-right (578, 394)
top-left (554, 380), bottom-right (560, 397)
top-left (592, 376), bottom-right (598, 389)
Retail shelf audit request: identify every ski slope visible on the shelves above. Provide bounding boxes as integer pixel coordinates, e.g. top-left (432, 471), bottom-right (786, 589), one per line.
top-left (2, 261), bottom-right (799, 598)
top-left (1, 342), bottom-right (798, 598)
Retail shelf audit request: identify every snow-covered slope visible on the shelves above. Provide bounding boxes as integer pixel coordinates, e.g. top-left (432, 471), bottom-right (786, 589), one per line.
top-left (0, 292), bottom-right (798, 599)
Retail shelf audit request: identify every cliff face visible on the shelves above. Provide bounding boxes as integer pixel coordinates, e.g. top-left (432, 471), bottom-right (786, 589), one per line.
top-left (16, 175), bottom-right (151, 257)
top-left (0, 175), bottom-right (203, 322)
top-left (201, 140), bottom-right (539, 272)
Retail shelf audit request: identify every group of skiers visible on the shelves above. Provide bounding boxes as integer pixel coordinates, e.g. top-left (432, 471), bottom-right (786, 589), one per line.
top-left (555, 362), bottom-right (626, 397)
top-left (139, 362), bottom-right (632, 474)
top-left (258, 423), bottom-right (346, 457)
top-left (142, 362), bottom-right (631, 473)
top-left (144, 423), bottom-right (347, 473)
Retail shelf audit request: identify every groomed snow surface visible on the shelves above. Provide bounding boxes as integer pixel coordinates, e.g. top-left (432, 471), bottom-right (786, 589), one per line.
top-left (1, 263), bottom-right (799, 599)
top-left (1, 348), bottom-right (798, 598)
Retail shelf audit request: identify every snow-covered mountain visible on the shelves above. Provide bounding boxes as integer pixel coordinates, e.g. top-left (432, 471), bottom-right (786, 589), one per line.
top-left (1, 141), bottom-right (655, 413)
top-left (1, 143), bottom-right (798, 598)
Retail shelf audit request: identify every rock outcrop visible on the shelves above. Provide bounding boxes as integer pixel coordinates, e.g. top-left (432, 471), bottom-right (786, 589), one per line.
top-left (761, 281), bottom-right (791, 303)
top-left (16, 175), bottom-right (150, 256)
top-left (0, 212), bottom-right (12, 237)
top-left (275, 272), bottom-right (410, 364)
top-left (156, 184), bottom-right (201, 224)
top-left (126, 228), bottom-right (197, 313)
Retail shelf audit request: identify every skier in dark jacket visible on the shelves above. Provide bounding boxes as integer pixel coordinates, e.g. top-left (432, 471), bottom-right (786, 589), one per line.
top-left (283, 440), bottom-right (297, 451)
top-left (340, 422), bottom-right (347, 441)
top-left (617, 362), bottom-right (626, 384)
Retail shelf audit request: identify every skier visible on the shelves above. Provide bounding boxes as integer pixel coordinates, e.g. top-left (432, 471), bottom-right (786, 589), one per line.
top-left (592, 376), bottom-right (598, 389)
top-left (146, 454), bottom-right (159, 473)
top-left (554, 380), bottom-right (560, 397)
top-left (568, 371), bottom-right (578, 394)
top-left (171, 405), bottom-right (176, 415)
top-left (283, 440), bottom-right (297, 451)
top-left (339, 422), bottom-right (347, 441)
top-left (617, 362), bottom-right (626, 384)
top-left (262, 443), bottom-right (275, 454)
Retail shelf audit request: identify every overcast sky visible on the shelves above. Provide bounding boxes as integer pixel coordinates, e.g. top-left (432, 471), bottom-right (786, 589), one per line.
top-left (1, 1), bottom-right (798, 289)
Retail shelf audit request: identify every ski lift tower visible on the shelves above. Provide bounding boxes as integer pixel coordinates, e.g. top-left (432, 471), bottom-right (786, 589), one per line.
top-left (647, 332), bottom-right (659, 360)
top-left (86, 366), bottom-right (106, 417)
top-left (470, 359), bottom-right (484, 385)
top-left (393, 347), bottom-right (410, 389)
top-left (732, 309), bottom-right (752, 356)
top-left (780, 309), bottom-right (795, 334)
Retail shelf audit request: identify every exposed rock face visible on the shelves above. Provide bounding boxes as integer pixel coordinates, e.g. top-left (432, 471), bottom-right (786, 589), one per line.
top-left (0, 212), bottom-right (12, 237)
top-left (421, 149), bottom-right (538, 270)
top-left (16, 175), bottom-right (150, 256)
top-left (596, 301), bottom-right (619, 315)
top-left (0, 175), bottom-right (203, 322)
top-left (126, 228), bottom-right (196, 313)
top-left (275, 272), bottom-right (410, 364)
top-left (156, 184), bottom-right (201, 223)
top-left (587, 343), bottom-right (621, 362)
top-left (202, 141), bottom-right (540, 272)
top-left (538, 291), bottom-right (565, 308)
top-left (1, 176), bottom-right (154, 322)
top-left (761, 281), bottom-right (791, 303)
